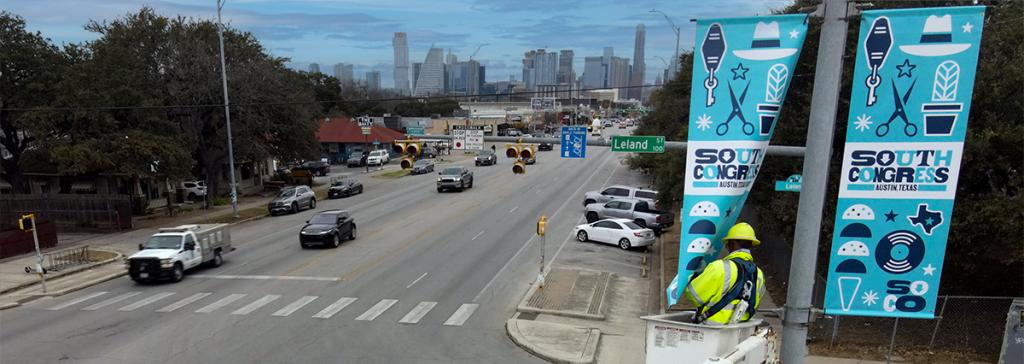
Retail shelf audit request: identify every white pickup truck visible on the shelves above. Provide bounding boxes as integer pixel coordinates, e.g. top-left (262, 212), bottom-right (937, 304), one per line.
top-left (127, 224), bottom-right (234, 283)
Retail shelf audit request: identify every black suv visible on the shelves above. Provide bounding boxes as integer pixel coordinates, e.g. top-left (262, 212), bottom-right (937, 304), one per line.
top-left (437, 166), bottom-right (474, 192)
top-left (299, 160), bottom-right (331, 176)
top-left (300, 210), bottom-right (356, 248)
top-left (328, 178), bottom-right (363, 198)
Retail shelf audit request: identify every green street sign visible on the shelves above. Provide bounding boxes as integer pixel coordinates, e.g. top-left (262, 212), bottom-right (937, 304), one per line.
top-left (611, 135), bottom-right (665, 153)
top-left (406, 126), bottom-right (425, 135)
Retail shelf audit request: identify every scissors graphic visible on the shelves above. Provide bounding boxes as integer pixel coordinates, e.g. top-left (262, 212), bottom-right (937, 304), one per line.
top-left (716, 82), bottom-right (753, 136)
top-left (876, 79), bottom-right (918, 137)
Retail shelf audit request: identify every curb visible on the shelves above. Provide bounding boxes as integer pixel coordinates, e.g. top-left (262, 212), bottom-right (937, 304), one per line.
top-left (0, 248), bottom-right (124, 295)
top-left (506, 318), bottom-right (600, 364)
top-left (0, 269), bottom-right (127, 310)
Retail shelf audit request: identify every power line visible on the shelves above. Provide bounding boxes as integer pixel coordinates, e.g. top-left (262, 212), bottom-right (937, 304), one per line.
top-left (0, 84), bottom-right (664, 112)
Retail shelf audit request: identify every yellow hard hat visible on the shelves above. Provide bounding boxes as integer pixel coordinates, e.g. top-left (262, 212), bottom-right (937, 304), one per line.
top-left (723, 222), bottom-right (760, 246)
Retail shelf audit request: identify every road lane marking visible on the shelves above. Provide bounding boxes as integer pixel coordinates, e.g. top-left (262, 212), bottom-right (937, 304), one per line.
top-left (156, 292), bottom-right (211, 312)
top-left (398, 301), bottom-right (437, 324)
top-left (312, 297), bottom-right (357, 319)
top-left (272, 296), bottom-right (318, 317)
top-left (406, 272), bottom-right (428, 288)
top-left (81, 292), bottom-right (141, 311)
top-left (231, 295), bottom-right (281, 315)
top-left (355, 299), bottom-right (398, 321)
top-left (48, 291), bottom-right (108, 311)
top-left (195, 294), bottom-right (246, 313)
top-left (471, 230), bottom-right (485, 241)
top-left (443, 303), bottom-right (479, 326)
top-left (117, 292), bottom-right (175, 311)
top-left (509, 206), bottom-right (519, 213)
top-left (190, 274), bottom-right (339, 282)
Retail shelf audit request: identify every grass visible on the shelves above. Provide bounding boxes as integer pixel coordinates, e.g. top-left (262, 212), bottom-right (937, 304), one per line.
top-left (375, 169), bottom-right (411, 179)
top-left (200, 206), bottom-right (268, 224)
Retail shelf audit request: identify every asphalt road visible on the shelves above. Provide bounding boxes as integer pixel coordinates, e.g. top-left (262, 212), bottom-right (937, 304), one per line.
top-left (0, 127), bottom-right (641, 363)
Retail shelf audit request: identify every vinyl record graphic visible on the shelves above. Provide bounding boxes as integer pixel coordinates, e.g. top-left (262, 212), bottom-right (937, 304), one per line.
top-left (875, 230), bottom-right (926, 274)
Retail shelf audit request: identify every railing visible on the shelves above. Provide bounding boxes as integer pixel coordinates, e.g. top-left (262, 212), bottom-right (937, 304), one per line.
top-left (25, 246), bottom-right (92, 273)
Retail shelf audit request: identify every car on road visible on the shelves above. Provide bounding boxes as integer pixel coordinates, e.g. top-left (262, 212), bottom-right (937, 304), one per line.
top-left (268, 185), bottom-right (317, 215)
top-left (618, 122), bottom-right (627, 129)
top-left (475, 149), bottom-right (497, 166)
top-left (626, 119), bottom-right (635, 127)
top-left (591, 128), bottom-right (602, 137)
top-left (583, 185), bottom-right (659, 206)
top-left (603, 121), bottom-right (613, 128)
top-left (538, 136), bottom-right (553, 151)
top-left (346, 152), bottom-right (367, 167)
top-left (300, 210), bottom-right (356, 248)
top-left (127, 224), bottom-right (233, 283)
top-left (366, 150), bottom-right (390, 166)
top-left (328, 178), bottom-right (363, 198)
top-left (584, 197), bottom-right (675, 233)
top-left (574, 218), bottom-right (655, 250)
top-left (181, 180), bottom-right (206, 201)
top-left (524, 155), bottom-right (536, 165)
top-left (300, 160), bottom-right (331, 176)
top-left (411, 159), bottom-right (435, 174)
top-left (437, 166), bottom-right (473, 192)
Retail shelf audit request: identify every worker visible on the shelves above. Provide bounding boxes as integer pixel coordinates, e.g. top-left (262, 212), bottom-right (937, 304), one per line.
top-left (683, 222), bottom-right (766, 325)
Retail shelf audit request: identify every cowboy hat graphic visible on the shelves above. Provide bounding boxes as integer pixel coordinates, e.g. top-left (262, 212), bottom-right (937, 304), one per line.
top-left (733, 21), bottom-right (798, 61)
top-left (899, 15), bottom-right (971, 57)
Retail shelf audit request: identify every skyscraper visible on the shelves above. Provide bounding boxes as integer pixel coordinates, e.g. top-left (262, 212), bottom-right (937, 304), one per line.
top-left (629, 24), bottom-right (646, 100)
top-left (308, 63), bottom-right (320, 74)
top-left (582, 56), bottom-right (604, 89)
top-left (414, 47), bottom-right (444, 96)
top-left (412, 62), bottom-right (422, 91)
top-left (333, 63), bottom-right (354, 83)
top-left (610, 57), bottom-right (631, 90)
top-left (392, 32), bottom-right (410, 95)
top-left (466, 60), bottom-right (481, 95)
top-left (557, 50), bottom-right (575, 84)
top-left (521, 49), bottom-right (558, 90)
top-left (365, 71), bottom-right (381, 91)
top-left (602, 47), bottom-right (613, 87)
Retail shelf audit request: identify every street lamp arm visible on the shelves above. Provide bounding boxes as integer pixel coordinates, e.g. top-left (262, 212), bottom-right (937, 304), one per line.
top-left (650, 9), bottom-right (678, 32)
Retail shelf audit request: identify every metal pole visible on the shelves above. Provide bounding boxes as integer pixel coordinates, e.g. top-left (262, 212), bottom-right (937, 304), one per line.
top-left (780, 1), bottom-right (852, 363)
top-left (216, 0), bottom-right (239, 218)
top-left (886, 318), bottom-right (900, 363)
top-left (29, 216), bottom-right (46, 293)
top-left (672, 27), bottom-right (680, 77)
top-left (928, 296), bottom-right (949, 348)
top-left (364, 133), bottom-right (369, 174)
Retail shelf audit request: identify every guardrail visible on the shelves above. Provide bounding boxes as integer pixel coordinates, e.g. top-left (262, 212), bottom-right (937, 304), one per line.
top-left (24, 246), bottom-right (92, 274)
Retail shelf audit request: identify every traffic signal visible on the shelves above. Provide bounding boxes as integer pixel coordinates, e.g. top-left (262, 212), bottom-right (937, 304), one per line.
top-left (18, 214), bottom-right (35, 231)
top-left (512, 160), bottom-right (526, 174)
top-left (504, 143), bottom-right (536, 159)
top-left (393, 140), bottom-right (423, 169)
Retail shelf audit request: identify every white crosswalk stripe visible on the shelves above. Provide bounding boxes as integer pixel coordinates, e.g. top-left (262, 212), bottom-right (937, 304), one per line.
top-left (272, 296), bottom-right (318, 317)
top-left (48, 291), bottom-right (107, 311)
top-left (355, 299), bottom-right (397, 321)
top-left (443, 303), bottom-right (479, 326)
top-left (231, 294), bottom-right (280, 315)
top-left (398, 301), bottom-right (437, 324)
top-left (118, 292), bottom-right (175, 311)
top-left (156, 292), bottom-right (211, 312)
top-left (81, 292), bottom-right (141, 311)
top-left (312, 297), bottom-right (357, 319)
top-left (195, 294), bottom-right (246, 313)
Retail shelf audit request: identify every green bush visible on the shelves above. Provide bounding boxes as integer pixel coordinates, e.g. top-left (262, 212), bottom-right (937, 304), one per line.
top-left (211, 196), bottom-right (229, 206)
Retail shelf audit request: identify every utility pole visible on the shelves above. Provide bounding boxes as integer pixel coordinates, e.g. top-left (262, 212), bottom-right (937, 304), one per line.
top-left (216, 0), bottom-right (239, 218)
top-left (21, 214), bottom-right (46, 292)
top-left (780, 0), bottom-right (853, 362)
top-left (650, 9), bottom-right (680, 78)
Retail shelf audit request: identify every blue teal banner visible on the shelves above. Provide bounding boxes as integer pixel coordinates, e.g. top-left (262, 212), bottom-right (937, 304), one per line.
top-left (667, 15), bottom-right (808, 305)
top-left (824, 6), bottom-right (985, 318)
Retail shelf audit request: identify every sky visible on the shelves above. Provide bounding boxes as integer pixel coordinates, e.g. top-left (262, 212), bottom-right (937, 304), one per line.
top-left (6, 0), bottom-right (792, 88)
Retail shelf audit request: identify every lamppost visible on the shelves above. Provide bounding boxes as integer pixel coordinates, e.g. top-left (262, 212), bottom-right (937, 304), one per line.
top-left (216, 0), bottom-right (239, 218)
top-left (650, 9), bottom-right (680, 80)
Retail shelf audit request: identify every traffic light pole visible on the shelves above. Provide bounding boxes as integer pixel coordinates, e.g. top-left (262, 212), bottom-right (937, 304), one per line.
top-left (26, 215), bottom-right (46, 293)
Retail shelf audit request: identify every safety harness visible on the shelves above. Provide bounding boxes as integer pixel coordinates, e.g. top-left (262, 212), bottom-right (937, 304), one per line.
top-left (692, 257), bottom-right (759, 324)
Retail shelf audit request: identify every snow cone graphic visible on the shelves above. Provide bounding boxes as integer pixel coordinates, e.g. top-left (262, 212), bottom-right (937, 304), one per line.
top-left (922, 60), bottom-right (963, 135)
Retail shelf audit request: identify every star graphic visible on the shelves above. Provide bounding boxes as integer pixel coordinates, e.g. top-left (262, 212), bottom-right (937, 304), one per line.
top-left (862, 290), bottom-right (879, 306)
top-left (730, 63), bottom-right (750, 80)
top-left (854, 114), bottom-right (873, 132)
top-left (896, 59), bottom-right (916, 78)
top-left (923, 264), bottom-right (936, 276)
top-left (925, 217), bottom-right (935, 225)
top-left (962, 22), bottom-right (973, 33)
top-left (789, 29), bottom-right (800, 39)
top-left (884, 209), bottom-right (898, 222)
top-left (696, 114), bottom-right (713, 131)
top-left (725, 205), bottom-right (735, 217)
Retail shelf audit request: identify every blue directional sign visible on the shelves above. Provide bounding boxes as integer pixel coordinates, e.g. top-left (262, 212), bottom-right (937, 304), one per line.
top-left (560, 126), bottom-right (587, 159)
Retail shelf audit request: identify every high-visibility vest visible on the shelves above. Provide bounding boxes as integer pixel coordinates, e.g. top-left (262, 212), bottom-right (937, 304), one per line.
top-left (683, 250), bottom-right (766, 324)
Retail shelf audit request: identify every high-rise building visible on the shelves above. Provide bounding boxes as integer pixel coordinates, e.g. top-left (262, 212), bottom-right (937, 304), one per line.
top-left (629, 24), bottom-right (646, 100)
top-left (602, 47), bottom-right (613, 87)
top-left (392, 32), bottom-right (410, 95)
top-left (610, 57), bottom-right (631, 90)
top-left (521, 49), bottom-right (558, 90)
top-left (478, 65), bottom-right (486, 92)
top-left (365, 71), bottom-right (381, 91)
top-left (465, 60), bottom-right (481, 95)
top-left (333, 63), bottom-right (354, 83)
top-left (655, 74), bottom-right (663, 86)
top-left (582, 56), bottom-right (605, 89)
top-left (557, 50), bottom-right (575, 85)
top-left (308, 63), bottom-right (320, 74)
top-left (412, 62), bottom-right (422, 91)
top-left (414, 47), bottom-right (444, 96)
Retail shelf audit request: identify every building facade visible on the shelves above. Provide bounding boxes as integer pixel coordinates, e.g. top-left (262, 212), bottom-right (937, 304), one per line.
top-left (365, 71), bottom-right (381, 91)
top-left (582, 56), bottom-right (605, 89)
top-left (629, 24), bottom-right (646, 101)
top-left (414, 47), bottom-right (445, 96)
top-left (392, 32), bottom-right (411, 95)
top-left (557, 50), bottom-right (575, 85)
top-left (308, 63), bottom-right (320, 74)
top-left (333, 63), bottom-right (354, 83)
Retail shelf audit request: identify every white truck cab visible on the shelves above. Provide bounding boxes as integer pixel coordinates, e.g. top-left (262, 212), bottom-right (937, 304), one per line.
top-left (127, 224), bottom-right (233, 283)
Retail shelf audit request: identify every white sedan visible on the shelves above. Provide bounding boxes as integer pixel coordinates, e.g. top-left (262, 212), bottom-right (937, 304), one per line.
top-left (575, 218), bottom-right (656, 250)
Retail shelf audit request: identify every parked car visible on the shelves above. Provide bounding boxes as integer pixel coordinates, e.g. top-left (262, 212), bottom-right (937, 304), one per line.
top-left (437, 166), bottom-right (473, 192)
top-left (181, 180), bottom-right (206, 201)
top-left (420, 145), bottom-right (438, 158)
top-left (618, 123), bottom-right (627, 129)
top-left (626, 120), bottom-right (635, 127)
top-left (268, 185), bottom-right (316, 215)
top-left (475, 149), bottom-right (498, 166)
top-left (328, 178), bottom-right (363, 198)
top-left (574, 218), bottom-right (655, 250)
top-left (366, 150), bottom-right (390, 166)
top-left (347, 152), bottom-right (367, 167)
top-left (300, 160), bottom-right (331, 176)
top-left (299, 210), bottom-right (356, 249)
top-left (583, 185), bottom-right (659, 206)
top-left (411, 159), bottom-right (435, 174)
top-left (584, 197), bottom-right (675, 233)
top-left (127, 224), bottom-right (233, 283)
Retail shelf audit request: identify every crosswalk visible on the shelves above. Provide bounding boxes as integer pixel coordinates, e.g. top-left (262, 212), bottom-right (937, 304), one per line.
top-left (46, 291), bottom-right (481, 327)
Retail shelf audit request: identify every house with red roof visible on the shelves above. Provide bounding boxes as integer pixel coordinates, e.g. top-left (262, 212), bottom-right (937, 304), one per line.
top-left (315, 117), bottom-right (406, 164)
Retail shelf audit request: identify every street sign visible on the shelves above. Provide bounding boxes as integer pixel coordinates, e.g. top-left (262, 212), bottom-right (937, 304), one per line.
top-left (774, 174), bottom-right (802, 192)
top-left (611, 135), bottom-right (665, 153)
top-left (451, 125), bottom-right (469, 150)
top-left (358, 116), bottom-right (372, 135)
top-left (405, 126), bottom-right (424, 135)
top-left (560, 126), bottom-right (587, 159)
top-left (361, 127), bottom-right (372, 135)
top-left (465, 126), bottom-right (484, 150)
